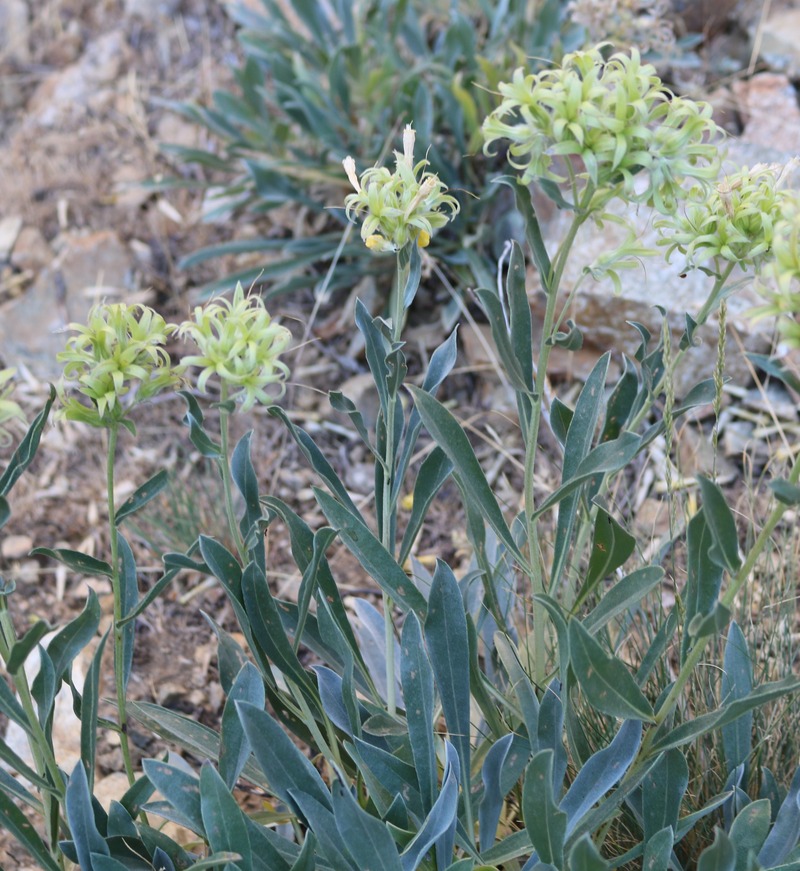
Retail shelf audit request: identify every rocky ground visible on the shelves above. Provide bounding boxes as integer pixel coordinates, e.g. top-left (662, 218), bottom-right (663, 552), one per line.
top-left (2, 0), bottom-right (800, 867)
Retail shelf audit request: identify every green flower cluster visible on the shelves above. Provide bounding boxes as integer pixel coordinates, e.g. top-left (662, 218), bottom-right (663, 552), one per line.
top-left (0, 368), bottom-right (25, 446)
top-left (57, 303), bottom-right (178, 428)
top-left (343, 125), bottom-right (460, 253)
top-left (179, 283), bottom-right (291, 411)
top-left (657, 163), bottom-right (797, 270)
top-left (481, 45), bottom-right (723, 213)
top-left (754, 196), bottom-right (800, 347)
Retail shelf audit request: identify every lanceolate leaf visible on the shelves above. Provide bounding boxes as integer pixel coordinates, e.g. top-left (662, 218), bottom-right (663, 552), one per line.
top-left (552, 353), bottom-right (611, 586)
top-left (729, 799), bottom-right (771, 866)
top-left (697, 828), bottom-right (735, 871)
top-left (681, 509), bottom-right (723, 664)
top-left (219, 662), bottom-right (265, 790)
top-left (523, 751), bottom-right (566, 867)
top-left (400, 747), bottom-right (459, 871)
top-left (407, 385), bottom-right (527, 567)
top-left (332, 781), bottom-right (403, 871)
top-left (399, 447), bottom-right (454, 566)
top-left (642, 749), bottom-right (688, 842)
top-left (401, 613), bottom-right (437, 813)
top-left (315, 488), bottom-right (427, 618)
top-left (30, 548), bottom-right (112, 578)
top-left (582, 567), bottom-right (664, 636)
top-left (114, 469), bottom-right (169, 524)
top-left (579, 508), bottom-right (636, 602)
top-left (479, 733), bottom-right (515, 849)
top-left (560, 719), bottom-right (641, 836)
top-left (493, 634), bottom-right (539, 742)
top-left (569, 620), bottom-right (654, 722)
top-left (642, 827), bottom-right (674, 871)
top-left (697, 477), bottom-right (742, 573)
top-left (721, 621), bottom-right (753, 776)
top-left (651, 676), bottom-right (800, 753)
top-left (0, 790), bottom-right (61, 871)
top-left (759, 766), bottom-right (800, 867)
top-left (80, 631), bottom-right (109, 792)
top-left (200, 763), bottom-right (252, 868)
top-left (142, 759), bottom-right (204, 835)
top-left (66, 761), bottom-right (110, 870)
top-left (424, 561), bottom-right (471, 797)
top-left (237, 702), bottom-right (332, 814)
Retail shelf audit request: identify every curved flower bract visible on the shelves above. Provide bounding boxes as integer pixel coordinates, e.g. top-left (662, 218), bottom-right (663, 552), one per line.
top-left (482, 44), bottom-right (723, 214)
top-left (179, 283), bottom-right (291, 412)
top-left (0, 368), bottom-right (25, 447)
top-left (657, 162), bottom-right (798, 270)
top-left (57, 303), bottom-right (179, 428)
top-left (343, 125), bottom-right (460, 253)
top-left (753, 196), bottom-right (800, 347)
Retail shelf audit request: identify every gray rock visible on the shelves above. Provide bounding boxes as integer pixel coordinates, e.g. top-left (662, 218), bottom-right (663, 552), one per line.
top-left (0, 230), bottom-right (135, 377)
top-left (0, 0), bottom-right (30, 63)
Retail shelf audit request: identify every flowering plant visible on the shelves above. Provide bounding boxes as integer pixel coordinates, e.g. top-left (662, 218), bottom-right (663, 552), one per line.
top-left (343, 124), bottom-right (460, 253)
top-left (481, 44), bottom-right (722, 214)
top-left (57, 303), bottom-right (178, 430)
top-left (179, 282), bottom-right (291, 411)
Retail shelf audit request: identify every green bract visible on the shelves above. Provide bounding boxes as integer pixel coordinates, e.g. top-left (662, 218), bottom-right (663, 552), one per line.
top-left (482, 44), bottom-right (723, 213)
top-left (57, 303), bottom-right (178, 427)
top-left (752, 195), bottom-right (800, 346)
top-left (343, 125), bottom-right (460, 253)
top-left (657, 163), bottom-right (797, 270)
top-left (179, 283), bottom-right (291, 411)
top-left (0, 367), bottom-right (25, 447)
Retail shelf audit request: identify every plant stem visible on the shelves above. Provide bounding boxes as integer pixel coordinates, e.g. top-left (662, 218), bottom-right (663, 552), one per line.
top-left (523, 200), bottom-right (589, 688)
top-left (380, 254), bottom-right (408, 716)
top-left (107, 423), bottom-right (135, 786)
top-left (218, 384), bottom-right (246, 562)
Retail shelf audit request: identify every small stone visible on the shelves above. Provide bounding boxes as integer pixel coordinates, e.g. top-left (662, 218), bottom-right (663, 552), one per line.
top-left (9, 226), bottom-right (52, 274)
top-left (731, 73), bottom-right (800, 152)
top-left (26, 31), bottom-right (131, 128)
top-left (759, 7), bottom-right (800, 74)
top-left (1, 534), bottom-right (32, 560)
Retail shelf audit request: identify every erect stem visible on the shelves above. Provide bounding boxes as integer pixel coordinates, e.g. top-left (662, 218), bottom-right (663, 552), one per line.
top-left (107, 422), bottom-right (135, 786)
top-left (380, 252), bottom-right (409, 716)
top-left (523, 191), bottom-right (591, 688)
top-left (218, 383), bottom-right (246, 562)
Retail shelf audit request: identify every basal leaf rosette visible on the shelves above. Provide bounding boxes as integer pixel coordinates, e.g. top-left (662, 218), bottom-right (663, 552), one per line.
top-left (179, 283), bottom-right (291, 411)
top-left (481, 44), bottom-right (723, 214)
top-left (57, 303), bottom-right (179, 429)
top-left (657, 162), bottom-right (798, 271)
top-left (343, 124), bottom-right (460, 253)
top-left (0, 368), bottom-right (25, 447)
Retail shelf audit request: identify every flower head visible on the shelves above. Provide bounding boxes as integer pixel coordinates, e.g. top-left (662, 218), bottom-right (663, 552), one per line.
top-left (179, 283), bottom-right (291, 411)
top-left (657, 162), bottom-right (798, 270)
top-left (57, 303), bottom-right (179, 428)
top-left (0, 368), bottom-right (25, 447)
top-left (482, 45), bottom-right (723, 214)
top-left (343, 125), bottom-right (460, 253)
top-left (751, 194), bottom-right (800, 347)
